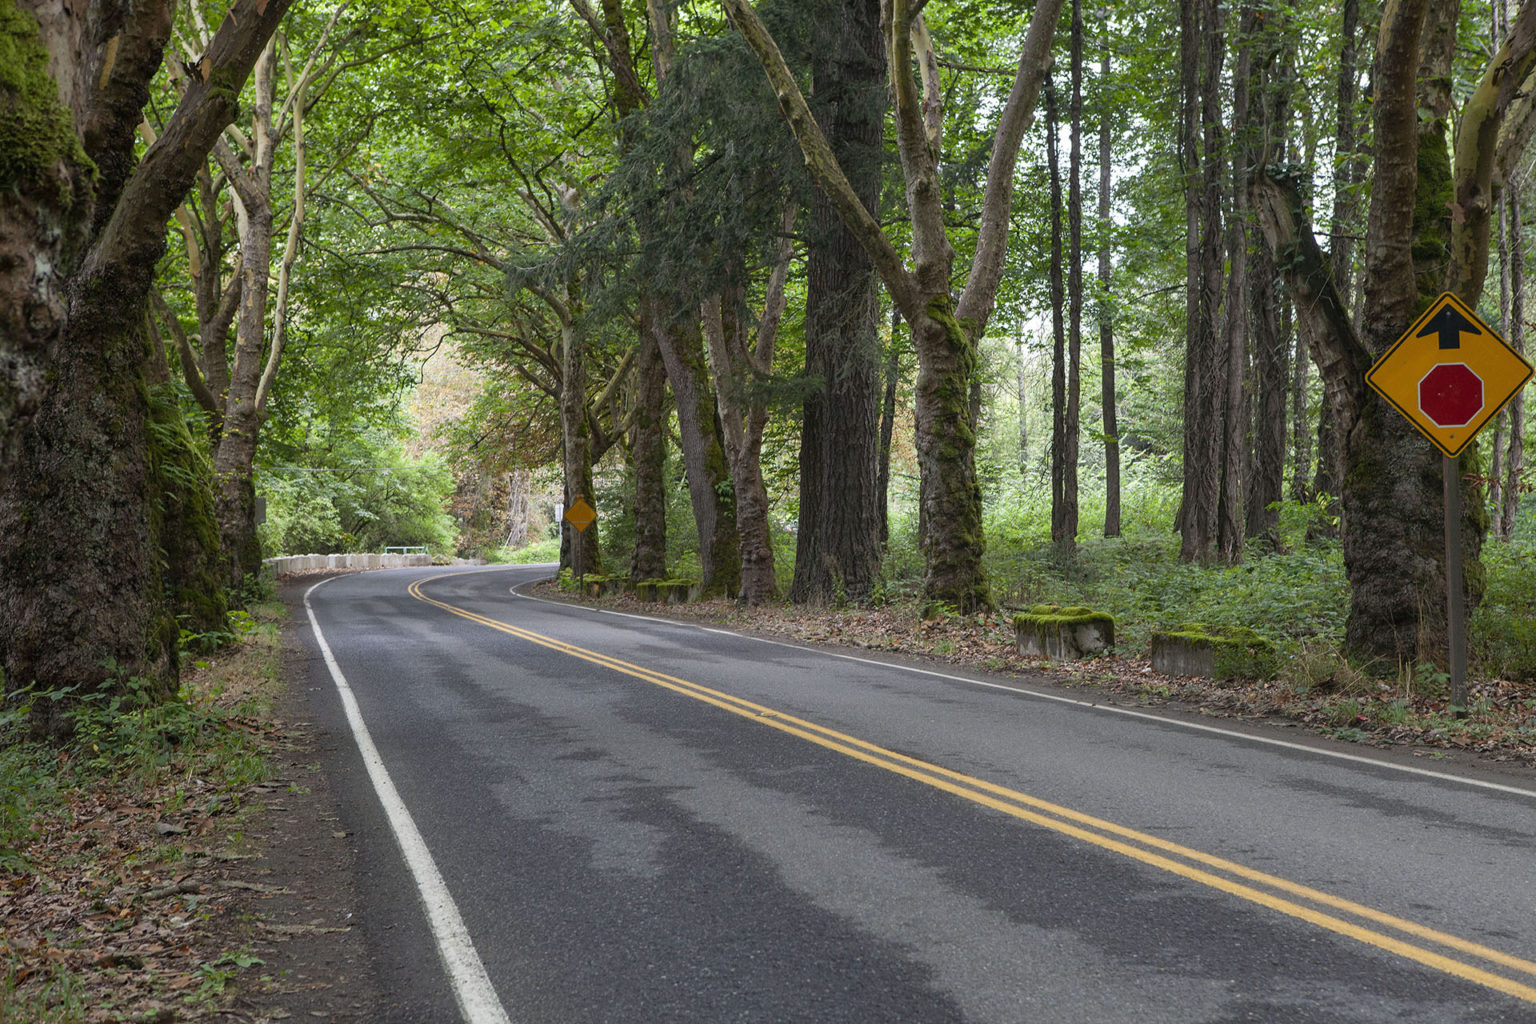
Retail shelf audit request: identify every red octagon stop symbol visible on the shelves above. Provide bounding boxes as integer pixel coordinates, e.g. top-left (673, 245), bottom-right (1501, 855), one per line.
top-left (1418, 363), bottom-right (1484, 427)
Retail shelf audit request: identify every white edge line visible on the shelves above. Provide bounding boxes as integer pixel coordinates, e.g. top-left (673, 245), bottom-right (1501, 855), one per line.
top-left (304, 578), bottom-right (513, 1024)
top-left (506, 578), bottom-right (1536, 802)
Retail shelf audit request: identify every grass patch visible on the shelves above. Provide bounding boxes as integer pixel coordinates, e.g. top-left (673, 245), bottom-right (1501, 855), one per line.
top-left (491, 537), bottom-right (561, 564)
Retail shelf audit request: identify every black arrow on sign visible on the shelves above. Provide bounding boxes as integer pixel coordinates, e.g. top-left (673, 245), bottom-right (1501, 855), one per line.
top-left (1415, 304), bottom-right (1482, 350)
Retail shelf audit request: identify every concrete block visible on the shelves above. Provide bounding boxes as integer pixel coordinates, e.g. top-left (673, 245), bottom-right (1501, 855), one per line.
top-left (1149, 624), bottom-right (1278, 680)
top-left (1014, 605), bottom-right (1116, 660)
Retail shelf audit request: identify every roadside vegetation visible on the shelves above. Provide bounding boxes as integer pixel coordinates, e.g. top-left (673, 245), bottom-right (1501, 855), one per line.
top-left (0, 590), bottom-right (288, 1022)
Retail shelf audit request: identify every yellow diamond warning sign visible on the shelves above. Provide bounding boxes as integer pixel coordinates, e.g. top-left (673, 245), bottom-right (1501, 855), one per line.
top-left (1364, 292), bottom-right (1533, 458)
top-left (564, 496), bottom-right (597, 533)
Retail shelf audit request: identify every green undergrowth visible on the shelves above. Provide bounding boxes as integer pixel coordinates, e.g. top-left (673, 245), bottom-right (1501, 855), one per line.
top-left (492, 536), bottom-right (561, 564)
top-left (985, 521), bottom-right (1349, 661)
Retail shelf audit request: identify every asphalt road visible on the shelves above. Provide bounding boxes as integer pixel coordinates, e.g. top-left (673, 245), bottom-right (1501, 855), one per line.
top-left (296, 564), bottom-right (1536, 1023)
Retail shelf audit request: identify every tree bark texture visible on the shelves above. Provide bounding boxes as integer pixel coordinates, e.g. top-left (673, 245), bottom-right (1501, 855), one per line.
top-left (652, 309), bottom-right (740, 596)
top-left (1177, 0), bottom-right (1228, 563)
top-left (0, 0), bottom-right (293, 723)
top-left (1097, 26), bottom-right (1120, 538)
top-left (629, 304), bottom-right (670, 581)
top-left (1048, 80), bottom-right (1069, 549)
top-left (558, 317), bottom-right (602, 574)
top-left (1501, 182), bottom-right (1526, 537)
top-left (1217, 5), bottom-right (1251, 563)
top-left (1242, 10), bottom-right (1292, 548)
top-left (791, 0), bottom-right (885, 605)
top-left (1064, 0), bottom-right (1083, 552)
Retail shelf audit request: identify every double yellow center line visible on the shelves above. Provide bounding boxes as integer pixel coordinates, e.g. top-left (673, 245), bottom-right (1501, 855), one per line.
top-left (409, 572), bottom-right (1536, 1005)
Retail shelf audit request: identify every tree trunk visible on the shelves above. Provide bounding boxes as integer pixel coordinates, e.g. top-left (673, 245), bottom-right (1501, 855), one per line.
top-left (1217, 6), bottom-right (1251, 563)
top-left (1048, 79), bottom-right (1070, 549)
top-left (1178, 0), bottom-right (1228, 563)
top-left (1016, 332), bottom-right (1029, 478)
top-left (213, 161), bottom-right (274, 589)
top-left (1502, 180), bottom-right (1527, 537)
top-left (1064, 0), bottom-right (1083, 552)
top-left (652, 309), bottom-right (739, 596)
top-left (1097, 26), bottom-right (1120, 539)
top-left (0, 0), bottom-right (293, 725)
top-left (629, 305), bottom-right (670, 581)
top-left (195, 25), bottom-right (330, 593)
top-left (878, 312), bottom-right (902, 547)
top-left (147, 358), bottom-right (229, 646)
top-left (911, 306), bottom-right (990, 612)
top-left (558, 318), bottom-right (601, 574)
top-left (1243, 10), bottom-right (1291, 548)
top-left (790, 0), bottom-right (885, 605)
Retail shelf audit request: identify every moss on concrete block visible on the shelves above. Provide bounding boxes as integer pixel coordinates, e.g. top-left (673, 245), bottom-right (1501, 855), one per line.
top-left (1149, 623), bottom-right (1278, 680)
top-left (1014, 604), bottom-right (1116, 660)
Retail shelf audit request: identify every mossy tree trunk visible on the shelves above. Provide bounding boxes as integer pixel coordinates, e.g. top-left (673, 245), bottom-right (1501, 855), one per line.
top-left (0, 0), bottom-right (293, 730)
top-left (146, 358), bottom-right (230, 646)
top-left (722, 0), bottom-right (1060, 614)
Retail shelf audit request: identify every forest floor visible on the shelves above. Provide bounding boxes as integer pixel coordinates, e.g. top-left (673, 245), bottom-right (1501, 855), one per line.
top-left (532, 579), bottom-right (1536, 774)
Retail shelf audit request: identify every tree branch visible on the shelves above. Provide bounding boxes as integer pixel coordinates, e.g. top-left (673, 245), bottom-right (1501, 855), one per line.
top-left (955, 0), bottom-right (1062, 331)
top-left (82, 0), bottom-right (295, 282)
top-left (152, 290), bottom-right (222, 419)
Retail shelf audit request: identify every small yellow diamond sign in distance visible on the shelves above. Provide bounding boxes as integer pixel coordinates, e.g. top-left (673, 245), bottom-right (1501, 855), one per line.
top-left (1365, 292), bottom-right (1533, 458)
top-left (564, 497), bottom-right (597, 533)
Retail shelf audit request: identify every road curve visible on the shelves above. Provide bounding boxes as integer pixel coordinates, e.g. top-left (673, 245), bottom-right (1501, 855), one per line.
top-left (296, 564), bottom-right (1536, 1023)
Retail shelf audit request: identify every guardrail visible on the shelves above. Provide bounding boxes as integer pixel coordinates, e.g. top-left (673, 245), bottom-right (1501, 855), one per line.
top-left (262, 552), bottom-right (484, 575)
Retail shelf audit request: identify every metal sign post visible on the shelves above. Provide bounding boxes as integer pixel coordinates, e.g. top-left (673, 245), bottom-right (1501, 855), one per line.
top-left (1366, 293), bottom-right (1533, 715)
top-left (1442, 457), bottom-right (1467, 715)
